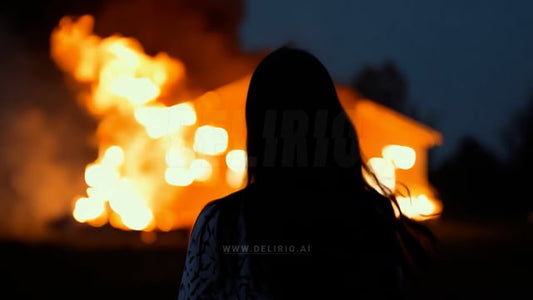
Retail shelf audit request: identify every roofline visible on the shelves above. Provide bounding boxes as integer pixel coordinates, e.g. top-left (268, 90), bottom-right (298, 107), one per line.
top-left (336, 85), bottom-right (443, 147)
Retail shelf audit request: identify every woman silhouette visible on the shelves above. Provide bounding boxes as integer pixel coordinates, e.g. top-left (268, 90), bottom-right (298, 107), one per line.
top-left (178, 47), bottom-right (434, 299)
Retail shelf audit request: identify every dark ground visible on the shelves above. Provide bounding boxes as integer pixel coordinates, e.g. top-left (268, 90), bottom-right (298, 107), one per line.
top-left (1, 217), bottom-right (531, 299)
top-left (404, 217), bottom-right (532, 298)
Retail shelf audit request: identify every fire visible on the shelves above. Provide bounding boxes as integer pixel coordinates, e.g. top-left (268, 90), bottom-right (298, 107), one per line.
top-left (363, 144), bottom-right (442, 220)
top-left (51, 15), bottom-right (247, 232)
top-left (51, 14), bottom-right (440, 234)
top-left (193, 125), bottom-right (229, 155)
top-left (382, 145), bottom-right (416, 170)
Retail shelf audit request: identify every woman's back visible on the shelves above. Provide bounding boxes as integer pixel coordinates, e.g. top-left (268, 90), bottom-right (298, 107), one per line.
top-left (179, 184), bottom-right (405, 299)
top-left (178, 47), bottom-right (433, 299)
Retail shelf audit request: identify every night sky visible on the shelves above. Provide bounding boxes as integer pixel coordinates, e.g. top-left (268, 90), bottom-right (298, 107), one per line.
top-left (239, 0), bottom-right (533, 165)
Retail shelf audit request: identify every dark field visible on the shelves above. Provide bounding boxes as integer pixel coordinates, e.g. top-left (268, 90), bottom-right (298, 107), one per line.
top-left (1, 217), bottom-right (531, 299)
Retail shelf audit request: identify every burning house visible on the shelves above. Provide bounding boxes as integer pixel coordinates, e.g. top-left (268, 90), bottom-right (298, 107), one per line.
top-left (46, 0), bottom-right (442, 237)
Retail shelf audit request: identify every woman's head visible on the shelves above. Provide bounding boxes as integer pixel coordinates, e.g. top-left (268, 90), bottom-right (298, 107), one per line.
top-left (229, 49), bottom-right (436, 297)
top-left (245, 47), bottom-right (363, 187)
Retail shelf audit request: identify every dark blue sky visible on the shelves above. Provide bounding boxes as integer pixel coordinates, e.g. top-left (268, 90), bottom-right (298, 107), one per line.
top-left (239, 0), bottom-right (533, 164)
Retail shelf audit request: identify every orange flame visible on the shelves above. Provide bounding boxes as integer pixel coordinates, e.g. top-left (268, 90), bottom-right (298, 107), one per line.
top-left (363, 144), bottom-right (442, 221)
top-left (51, 15), bottom-right (247, 232)
top-left (51, 15), bottom-right (439, 234)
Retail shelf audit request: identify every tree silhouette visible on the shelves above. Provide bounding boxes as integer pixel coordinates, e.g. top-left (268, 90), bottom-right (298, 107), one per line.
top-left (351, 60), bottom-right (440, 128)
top-left (351, 60), bottom-right (442, 175)
top-left (504, 94), bottom-right (533, 169)
top-left (429, 136), bottom-right (509, 220)
top-left (501, 92), bottom-right (533, 214)
top-left (352, 60), bottom-right (407, 113)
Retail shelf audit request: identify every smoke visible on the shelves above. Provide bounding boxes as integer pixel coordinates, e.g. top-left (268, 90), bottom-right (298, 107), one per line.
top-left (0, 21), bottom-right (94, 241)
top-left (92, 0), bottom-right (261, 94)
top-left (0, 110), bottom-right (88, 240)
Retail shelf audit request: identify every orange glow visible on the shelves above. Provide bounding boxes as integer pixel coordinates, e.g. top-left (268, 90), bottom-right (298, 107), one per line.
top-left (166, 147), bottom-right (195, 168)
top-left (165, 167), bottom-right (194, 187)
top-left (364, 157), bottom-right (396, 192)
top-left (225, 150), bottom-right (247, 188)
top-left (134, 102), bottom-right (196, 138)
top-left (73, 197), bottom-right (105, 223)
top-left (190, 159), bottom-right (213, 182)
top-left (50, 14), bottom-right (185, 115)
top-left (396, 195), bottom-right (442, 221)
top-left (51, 15), bottom-right (442, 235)
top-left (193, 125), bottom-right (229, 155)
top-left (51, 14), bottom-right (223, 232)
top-left (382, 145), bottom-right (416, 170)
top-left (226, 150), bottom-right (247, 172)
top-left (363, 144), bottom-right (442, 220)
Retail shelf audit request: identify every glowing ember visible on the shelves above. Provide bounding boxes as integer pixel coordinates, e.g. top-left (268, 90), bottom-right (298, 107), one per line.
top-left (363, 144), bottom-right (442, 220)
top-left (382, 145), bottom-right (416, 170)
top-left (73, 196), bottom-right (105, 223)
top-left (226, 150), bottom-right (247, 172)
top-left (190, 159), bottom-right (213, 182)
top-left (396, 195), bottom-right (440, 220)
top-left (225, 150), bottom-right (248, 188)
top-left (193, 125), bottom-right (229, 155)
top-left (134, 102), bottom-right (197, 138)
top-left (364, 157), bottom-right (396, 192)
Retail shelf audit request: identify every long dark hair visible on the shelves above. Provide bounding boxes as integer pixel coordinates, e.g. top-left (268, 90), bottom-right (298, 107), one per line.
top-left (219, 46), bottom-right (435, 297)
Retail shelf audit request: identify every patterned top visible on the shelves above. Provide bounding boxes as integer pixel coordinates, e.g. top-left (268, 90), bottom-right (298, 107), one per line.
top-left (178, 191), bottom-right (269, 299)
top-left (178, 187), bottom-right (406, 299)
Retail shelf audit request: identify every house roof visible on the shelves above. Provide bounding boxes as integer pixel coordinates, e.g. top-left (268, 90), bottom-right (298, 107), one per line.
top-left (336, 85), bottom-right (443, 148)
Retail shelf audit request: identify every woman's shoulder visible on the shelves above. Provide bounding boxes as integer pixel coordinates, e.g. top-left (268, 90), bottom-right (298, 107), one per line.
top-left (200, 188), bottom-right (248, 217)
top-left (185, 188), bottom-right (248, 256)
top-left (190, 188), bottom-right (248, 235)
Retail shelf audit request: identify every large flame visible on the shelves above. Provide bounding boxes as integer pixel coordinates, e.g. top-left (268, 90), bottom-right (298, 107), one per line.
top-left (51, 15), bottom-right (440, 234)
top-left (51, 15), bottom-right (247, 232)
